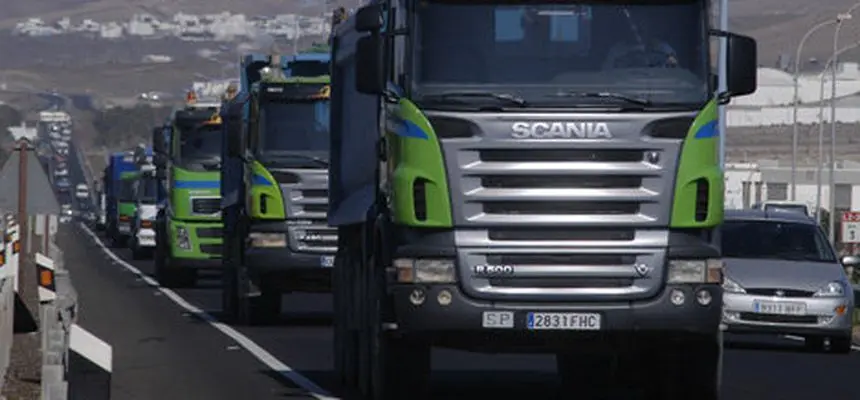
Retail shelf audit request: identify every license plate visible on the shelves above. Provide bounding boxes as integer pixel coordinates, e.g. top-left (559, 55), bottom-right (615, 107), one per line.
top-left (527, 312), bottom-right (601, 330)
top-left (482, 311), bottom-right (514, 328)
top-left (753, 300), bottom-right (807, 315)
top-left (320, 255), bottom-right (334, 268)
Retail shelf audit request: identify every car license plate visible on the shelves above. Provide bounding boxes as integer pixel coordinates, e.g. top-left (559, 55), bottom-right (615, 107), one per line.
top-left (753, 300), bottom-right (806, 315)
top-left (320, 255), bottom-right (335, 268)
top-left (527, 312), bottom-right (601, 330)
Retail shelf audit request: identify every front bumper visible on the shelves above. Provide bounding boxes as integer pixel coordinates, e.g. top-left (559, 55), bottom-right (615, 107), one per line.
top-left (118, 220), bottom-right (132, 235)
top-left (723, 292), bottom-right (853, 337)
top-left (391, 283), bottom-right (722, 336)
top-left (167, 218), bottom-right (222, 268)
top-left (244, 222), bottom-right (334, 291)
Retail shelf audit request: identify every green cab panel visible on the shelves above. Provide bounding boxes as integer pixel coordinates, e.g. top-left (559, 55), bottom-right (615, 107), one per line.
top-left (249, 160), bottom-right (286, 220)
top-left (118, 202), bottom-right (136, 218)
top-left (670, 99), bottom-right (723, 228)
top-left (167, 217), bottom-right (223, 260)
top-left (170, 167), bottom-right (221, 221)
top-left (386, 99), bottom-right (453, 228)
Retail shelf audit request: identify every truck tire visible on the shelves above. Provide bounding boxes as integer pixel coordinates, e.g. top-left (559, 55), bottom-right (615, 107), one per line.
top-left (364, 231), bottom-right (431, 400)
top-left (333, 231), bottom-right (359, 391)
top-left (656, 334), bottom-right (721, 400)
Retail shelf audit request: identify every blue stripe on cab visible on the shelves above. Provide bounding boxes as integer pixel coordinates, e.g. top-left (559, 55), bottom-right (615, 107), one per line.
top-left (253, 174), bottom-right (273, 186)
top-left (397, 120), bottom-right (429, 140)
top-left (694, 120), bottom-right (719, 139)
top-left (174, 180), bottom-right (220, 189)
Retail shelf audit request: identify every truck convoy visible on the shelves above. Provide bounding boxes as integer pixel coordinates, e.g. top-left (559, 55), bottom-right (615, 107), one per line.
top-left (153, 91), bottom-right (225, 287)
top-left (328, 3), bottom-right (757, 399)
top-left (220, 47), bottom-right (334, 324)
top-left (103, 151), bottom-right (137, 247)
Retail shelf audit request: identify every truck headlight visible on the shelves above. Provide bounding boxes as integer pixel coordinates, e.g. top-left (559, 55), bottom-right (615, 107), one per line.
top-left (667, 259), bottom-right (723, 283)
top-left (813, 281), bottom-right (846, 298)
top-left (249, 232), bottom-right (287, 248)
top-left (722, 277), bottom-right (746, 294)
top-left (393, 258), bottom-right (456, 283)
top-left (176, 227), bottom-right (191, 250)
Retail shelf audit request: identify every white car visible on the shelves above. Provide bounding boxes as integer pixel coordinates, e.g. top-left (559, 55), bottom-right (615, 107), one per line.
top-left (75, 184), bottom-right (89, 199)
top-left (60, 205), bottom-right (73, 223)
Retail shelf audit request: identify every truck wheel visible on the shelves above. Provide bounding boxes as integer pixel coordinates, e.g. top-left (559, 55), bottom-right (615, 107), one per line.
top-left (556, 352), bottom-right (614, 398)
top-left (333, 241), bottom-right (359, 391)
top-left (155, 255), bottom-right (196, 288)
top-left (245, 280), bottom-right (281, 325)
top-left (365, 251), bottom-right (430, 400)
top-left (657, 334), bottom-right (721, 400)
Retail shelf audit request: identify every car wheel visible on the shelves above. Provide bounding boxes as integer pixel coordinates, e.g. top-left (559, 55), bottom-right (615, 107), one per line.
top-left (829, 336), bottom-right (853, 354)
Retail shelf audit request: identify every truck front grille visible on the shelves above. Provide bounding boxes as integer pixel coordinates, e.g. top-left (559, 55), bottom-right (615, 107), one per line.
top-left (440, 116), bottom-right (681, 302)
top-left (272, 168), bottom-right (337, 254)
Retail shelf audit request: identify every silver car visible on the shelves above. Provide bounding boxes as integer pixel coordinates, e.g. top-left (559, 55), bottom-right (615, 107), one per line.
top-left (721, 209), bottom-right (856, 353)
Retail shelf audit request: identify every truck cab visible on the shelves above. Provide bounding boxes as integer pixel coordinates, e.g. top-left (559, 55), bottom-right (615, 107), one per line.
top-left (220, 48), bottom-right (335, 324)
top-left (153, 92), bottom-right (224, 287)
top-left (329, 3), bottom-right (758, 399)
top-left (130, 162), bottom-right (159, 259)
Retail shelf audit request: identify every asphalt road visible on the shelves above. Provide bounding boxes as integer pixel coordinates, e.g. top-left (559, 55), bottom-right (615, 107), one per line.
top-left (58, 139), bottom-right (860, 399)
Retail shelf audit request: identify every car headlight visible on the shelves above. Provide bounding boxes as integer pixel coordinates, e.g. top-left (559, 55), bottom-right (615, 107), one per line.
top-left (813, 281), bottom-right (846, 298)
top-left (393, 258), bottom-right (456, 283)
top-left (667, 259), bottom-right (723, 283)
top-left (722, 276), bottom-right (746, 294)
top-left (248, 232), bottom-right (287, 248)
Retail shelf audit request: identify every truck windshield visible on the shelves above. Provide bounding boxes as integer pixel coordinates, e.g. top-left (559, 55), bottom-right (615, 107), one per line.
top-left (259, 101), bottom-right (330, 152)
top-left (177, 123), bottom-right (222, 171)
top-left (119, 179), bottom-right (136, 203)
top-left (412, 0), bottom-right (710, 107)
top-left (138, 177), bottom-right (158, 203)
top-left (721, 220), bottom-right (837, 263)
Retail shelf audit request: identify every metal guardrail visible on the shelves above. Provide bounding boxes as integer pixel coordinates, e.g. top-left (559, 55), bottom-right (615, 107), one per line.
top-left (0, 216), bottom-right (112, 399)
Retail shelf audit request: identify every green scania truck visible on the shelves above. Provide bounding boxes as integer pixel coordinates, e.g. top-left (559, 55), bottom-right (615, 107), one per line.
top-left (153, 92), bottom-right (225, 287)
top-left (329, 2), bottom-right (758, 399)
top-left (220, 49), bottom-right (334, 325)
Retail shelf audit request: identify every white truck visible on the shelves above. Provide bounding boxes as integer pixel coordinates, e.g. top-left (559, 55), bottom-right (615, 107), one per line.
top-left (75, 183), bottom-right (89, 200)
top-left (129, 165), bottom-right (158, 259)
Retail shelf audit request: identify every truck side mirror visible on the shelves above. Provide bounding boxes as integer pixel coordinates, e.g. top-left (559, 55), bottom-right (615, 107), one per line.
top-left (355, 4), bottom-right (382, 32)
top-left (152, 127), bottom-right (166, 154)
top-left (225, 117), bottom-right (244, 158)
top-left (723, 33), bottom-right (757, 101)
top-left (356, 35), bottom-right (384, 95)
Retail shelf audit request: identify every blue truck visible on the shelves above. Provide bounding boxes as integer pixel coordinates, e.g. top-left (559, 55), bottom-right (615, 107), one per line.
top-left (103, 151), bottom-right (137, 247)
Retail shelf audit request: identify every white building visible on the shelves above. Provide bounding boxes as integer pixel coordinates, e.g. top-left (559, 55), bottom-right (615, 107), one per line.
top-left (725, 161), bottom-right (860, 214)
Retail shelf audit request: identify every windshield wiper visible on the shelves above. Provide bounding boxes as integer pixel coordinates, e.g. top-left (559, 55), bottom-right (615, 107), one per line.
top-left (421, 91), bottom-right (528, 107)
top-left (549, 91), bottom-right (652, 106)
top-left (271, 154), bottom-right (329, 167)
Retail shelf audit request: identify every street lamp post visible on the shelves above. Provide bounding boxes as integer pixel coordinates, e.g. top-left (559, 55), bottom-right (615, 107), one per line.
top-left (829, 6), bottom-right (860, 243)
top-left (792, 19), bottom-right (838, 201)
top-left (816, 40), bottom-right (860, 230)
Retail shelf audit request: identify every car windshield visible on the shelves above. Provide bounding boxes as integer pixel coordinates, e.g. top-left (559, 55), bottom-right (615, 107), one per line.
top-left (177, 123), bottom-right (222, 171)
top-left (412, 0), bottom-right (709, 108)
top-left (259, 100), bottom-right (330, 152)
top-left (722, 220), bottom-right (837, 263)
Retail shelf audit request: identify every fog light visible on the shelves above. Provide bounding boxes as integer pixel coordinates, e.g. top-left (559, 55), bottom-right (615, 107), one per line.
top-left (696, 289), bottom-right (712, 306)
top-left (437, 290), bottom-right (452, 306)
top-left (670, 289), bottom-right (685, 306)
top-left (409, 289), bottom-right (425, 305)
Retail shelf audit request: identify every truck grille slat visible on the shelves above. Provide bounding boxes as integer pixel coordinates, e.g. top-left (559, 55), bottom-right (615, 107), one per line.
top-left (483, 201), bottom-right (639, 215)
top-left (488, 229), bottom-right (635, 241)
top-left (481, 175), bottom-right (642, 189)
top-left (191, 197), bottom-right (221, 215)
top-left (479, 149), bottom-right (643, 163)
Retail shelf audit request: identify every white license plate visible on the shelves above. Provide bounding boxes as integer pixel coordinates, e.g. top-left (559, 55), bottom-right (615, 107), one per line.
top-left (527, 312), bottom-right (601, 330)
top-left (482, 311), bottom-right (514, 328)
top-left (320, 255), bottom-right (335, 268)
top-left (753, 300), bottom-right (807, 315)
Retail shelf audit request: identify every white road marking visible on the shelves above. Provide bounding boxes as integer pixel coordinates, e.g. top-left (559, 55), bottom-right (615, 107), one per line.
top-left (782, 334), bottom-right (860, 351)
top-left (78, 223), bottom-right (338, 400)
